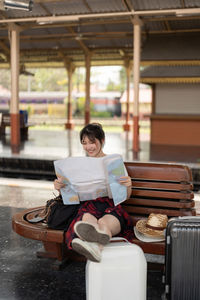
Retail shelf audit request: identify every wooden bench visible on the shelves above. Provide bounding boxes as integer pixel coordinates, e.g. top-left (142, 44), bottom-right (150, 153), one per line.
top-left (12, 161), bottom-right (196, 267)
top-left (0, 112), bottom-right (29, 140)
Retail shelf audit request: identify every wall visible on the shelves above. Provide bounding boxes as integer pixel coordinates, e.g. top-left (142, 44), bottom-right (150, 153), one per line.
top-left (150, 83), bottom-right (200, 147)
top-left (155, 83), bottom-right (200, 114)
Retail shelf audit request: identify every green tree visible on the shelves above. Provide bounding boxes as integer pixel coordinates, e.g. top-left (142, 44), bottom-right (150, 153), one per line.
top-left (74, 97), bottom-right (94, 117)
top-left (119, 67), bottom-right (126, 92)
top-left (106, 79), bottom-right (115, 91)
top-left (31, 68), bottom-right (68, 91)
top-left (0, 69), bottom-right (10, 90)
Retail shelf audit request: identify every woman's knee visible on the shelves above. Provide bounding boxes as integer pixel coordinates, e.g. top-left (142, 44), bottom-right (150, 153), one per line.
top-left (97, 216), bottom-right (109, 228)
top-left (98, 215), bottom-right (121, 233)
top-left (82, 213), bottom-right (97, 223)
top-left (82, 213), bottom-right (91, 220)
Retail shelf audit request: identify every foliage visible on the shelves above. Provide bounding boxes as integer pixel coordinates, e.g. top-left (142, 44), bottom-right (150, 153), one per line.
top-left (0, 66), bottom-right (126, 93)
top-left (91, 111), bottom-right (112, 118)
top-left (119, 67), bottom-right (126, 92)
top-left (73, 97), bottom-right (94, 117)
top-left (30, 68), bottom-right (68, 91)
top-left (105, 67), bottom-right (126, 92)
top-left (0, 68), bottom-right (69, 91)
top-left (106, 79), bottom-right (115, 91)
top-left (73, 97), bottom-right (113, 117)
top-left (0, 69), bottom-right (10, 90)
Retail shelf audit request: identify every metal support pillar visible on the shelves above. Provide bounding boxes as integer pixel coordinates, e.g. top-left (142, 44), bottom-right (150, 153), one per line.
top-left (123, 58), bottom-right (131, 131)
top-left (132, 16), bottom-right (142, 156)
top-left (85, 53), bottom-right (91, 125)
top-left (65, 61), bottom-right (75, 129)
top-left (10, 24), bottom-right (20, 154)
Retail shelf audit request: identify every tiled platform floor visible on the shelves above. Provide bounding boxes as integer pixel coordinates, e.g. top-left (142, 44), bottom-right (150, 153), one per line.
top-left (1, 126), bottom-right (200, 165)
top-left (0, 128), bottom-right (150, 161)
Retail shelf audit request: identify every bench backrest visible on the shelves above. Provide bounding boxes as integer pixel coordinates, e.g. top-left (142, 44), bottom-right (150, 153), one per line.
top-left (0, 113), bottom-right (27, 127)
top-left (123, 162), bottom-right (195, 225)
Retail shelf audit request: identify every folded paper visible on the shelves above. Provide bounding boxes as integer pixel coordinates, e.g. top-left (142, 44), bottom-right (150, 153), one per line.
top-left (54, 154), bottom-right (127, 206)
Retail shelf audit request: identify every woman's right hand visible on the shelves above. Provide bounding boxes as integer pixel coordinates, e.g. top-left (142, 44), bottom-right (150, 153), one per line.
top-left (54, 177), bottom-right (66, 191)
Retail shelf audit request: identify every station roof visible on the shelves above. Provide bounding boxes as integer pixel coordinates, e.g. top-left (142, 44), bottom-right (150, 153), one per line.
top-left (0, 0), bottom-right (200, 69)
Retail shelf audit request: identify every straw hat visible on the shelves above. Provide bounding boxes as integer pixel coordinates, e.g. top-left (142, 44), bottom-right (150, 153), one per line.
top-left (136, 213), bottom-right (168, 238)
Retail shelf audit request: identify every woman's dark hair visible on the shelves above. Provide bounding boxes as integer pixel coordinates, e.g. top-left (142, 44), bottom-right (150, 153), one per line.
top-left (80, 123), bottom-right (105, 145)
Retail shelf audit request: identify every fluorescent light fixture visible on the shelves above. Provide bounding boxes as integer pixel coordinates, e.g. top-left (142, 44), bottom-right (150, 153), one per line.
top-left (0, 0), bottom-right (33, 11)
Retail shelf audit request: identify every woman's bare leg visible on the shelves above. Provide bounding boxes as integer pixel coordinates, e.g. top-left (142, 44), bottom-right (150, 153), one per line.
top-left (98, 214), bottom-right (121, 237)
top-left (81, 213), bottom-right (121, 237)
top-left (79, 213), bottom-right (104, 249)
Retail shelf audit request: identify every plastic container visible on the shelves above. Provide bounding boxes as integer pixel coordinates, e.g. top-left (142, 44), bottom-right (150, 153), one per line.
top-left (86, 238), bottom-right (147, 300)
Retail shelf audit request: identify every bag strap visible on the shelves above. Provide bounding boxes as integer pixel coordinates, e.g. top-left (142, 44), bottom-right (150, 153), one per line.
top-left (110, 237), bottom-right (131, 244)
top-left (24, 208), bottom-right (46, 224)
top-left (24, 194), bottom-right (63, 224)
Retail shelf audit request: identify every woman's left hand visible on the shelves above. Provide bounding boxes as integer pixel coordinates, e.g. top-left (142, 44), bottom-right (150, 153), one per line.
top-left (119, 176), bottom-right (132, 187)
top-left (119, 176), bottom-right (132, 199)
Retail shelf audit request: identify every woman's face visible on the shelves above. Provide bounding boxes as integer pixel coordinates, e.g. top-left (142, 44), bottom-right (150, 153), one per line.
top-left (81, 135), bottom-right (104, 157)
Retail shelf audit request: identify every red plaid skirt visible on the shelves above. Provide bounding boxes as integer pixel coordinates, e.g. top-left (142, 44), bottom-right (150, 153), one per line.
top-left (65, 197), bottom-right (134, 249)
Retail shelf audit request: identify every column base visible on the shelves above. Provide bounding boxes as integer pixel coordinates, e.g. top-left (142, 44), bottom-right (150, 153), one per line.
top-left (123, 123), bottom-right (131, 131)
top-left (11, 144), bottom-right (20, 154)
top-left (133, 115), bottom-right (140, 153)
top-left (11, 113), bottom-right (21, 154)
top-left (65, 123), bottom-right (74, 130)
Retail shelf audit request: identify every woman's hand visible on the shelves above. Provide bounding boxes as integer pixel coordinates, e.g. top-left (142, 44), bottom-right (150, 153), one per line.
top-left (119, 176), bottom-right (132, 199)
top-left (119, 176), bottom-right (132, 187)
top-left (54, 177), bottom-right (66, 191)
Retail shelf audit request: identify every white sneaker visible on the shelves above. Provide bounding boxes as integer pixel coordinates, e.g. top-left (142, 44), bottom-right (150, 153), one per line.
top-left (72, 238), bottom-right (102, 262)
top-left (74, 221), bottom-right (110, 245)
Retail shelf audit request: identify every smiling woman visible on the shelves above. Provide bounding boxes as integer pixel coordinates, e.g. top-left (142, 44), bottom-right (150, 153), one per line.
top-left (53, 122), bottom-right (133, 262)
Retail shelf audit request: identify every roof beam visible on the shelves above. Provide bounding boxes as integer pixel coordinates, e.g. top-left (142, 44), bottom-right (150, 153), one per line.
top-left (38, 3), bottom-right (52, 15)
top-left (1, 8), bottom-right (200, 24)
top-left (121, 0), bottom-right (134, 12)
top-left (0, 14), bottom-right (195, 32)
top-left (82, 0), bottom-right (93, 12)
top-left (181, 0), bottom-right (185, 8)
top-left (1, 28), bottom-right (199, 44)
top-left (0, 40), bottom-right (10, 55)
top-left (34, 0), bottom-right (66, 2)
top-left (164, 20), bottom-right (171, 31)
top-left (68, 26), bottom-right (90, 54)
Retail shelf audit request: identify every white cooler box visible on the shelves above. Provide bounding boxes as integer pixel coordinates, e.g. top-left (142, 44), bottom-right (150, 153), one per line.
top-left (86, 239), bottom-right (147, 300)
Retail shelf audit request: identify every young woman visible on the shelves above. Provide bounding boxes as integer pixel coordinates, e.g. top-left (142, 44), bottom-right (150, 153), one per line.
top-left (54, 123), bottom-right (134, 262)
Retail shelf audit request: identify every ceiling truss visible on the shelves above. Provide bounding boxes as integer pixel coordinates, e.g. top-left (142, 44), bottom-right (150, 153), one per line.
top-left (0, 0), bottom-right (200, 68)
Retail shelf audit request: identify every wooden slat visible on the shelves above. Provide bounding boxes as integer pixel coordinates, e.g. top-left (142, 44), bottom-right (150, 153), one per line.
top-left (132, 238), bottom-right (165, 256)
top-left (123, 205), bottom-right (196, 216)
top-left (132, 181), bottom-right (193, 191)
top-left (131, 189), bottom-right (194, 200)
top-left (124, 198), bottom-right (195, 208)
top-left (125, 162), bottom-right (193, 183)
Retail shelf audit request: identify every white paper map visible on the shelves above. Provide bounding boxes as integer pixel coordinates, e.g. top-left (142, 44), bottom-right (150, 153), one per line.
top-left (54, 154), bottom-right (127, 206)
top-left (104, 156), bottom-right (127, 206)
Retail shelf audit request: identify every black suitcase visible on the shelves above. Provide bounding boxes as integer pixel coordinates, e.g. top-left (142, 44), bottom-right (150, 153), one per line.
top-left (164, 217), bottom-right (200, 300)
